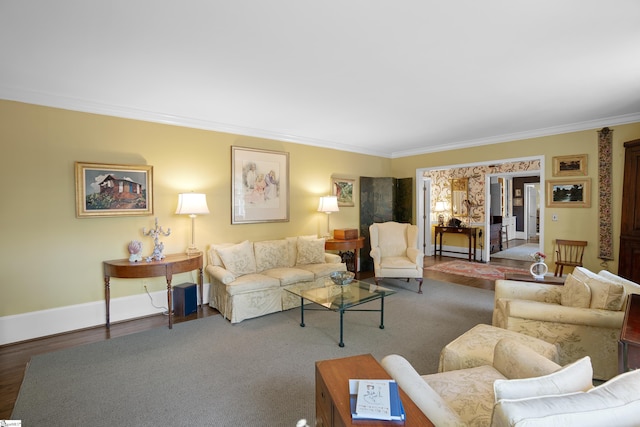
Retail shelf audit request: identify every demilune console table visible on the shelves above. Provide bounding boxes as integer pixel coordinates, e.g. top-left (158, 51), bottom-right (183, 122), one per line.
top-left (103, 252), bottom-right (203, 329)
top-left (325, 237), bottom-right (365, 273)
top-left (434, 226), bottom-right (478, 261)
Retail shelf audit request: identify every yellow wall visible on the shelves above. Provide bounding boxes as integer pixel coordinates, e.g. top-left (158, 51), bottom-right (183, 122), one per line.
top-left (0, 101), bottom-right (390, 316)
top-left (2, 99), bottom-right (640, 320)
top-left (391, 124), bottom-right (640, 273)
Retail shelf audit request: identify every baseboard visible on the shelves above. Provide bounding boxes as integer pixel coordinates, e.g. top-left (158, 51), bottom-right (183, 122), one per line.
top-left (0, 283), bottom-right (210, 346)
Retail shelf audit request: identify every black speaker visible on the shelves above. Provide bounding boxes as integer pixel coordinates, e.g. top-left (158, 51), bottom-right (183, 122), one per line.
top-left (173, 282), bottom-right (197, 316)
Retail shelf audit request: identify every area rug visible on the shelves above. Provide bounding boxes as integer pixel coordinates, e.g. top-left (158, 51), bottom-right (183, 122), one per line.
top-left (426, 260), bottom-right (529, 281)
top-left (490, 243), bottom-right (539, 261)
top-left (12, 278), bottom-right (494, 427)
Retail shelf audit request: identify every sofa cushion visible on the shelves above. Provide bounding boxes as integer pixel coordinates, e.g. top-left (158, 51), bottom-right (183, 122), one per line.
top-left (217, 240), bottom-right (257, 277)
top-left (560, 274), bottom-right (591, 308)
top-left (297, 262), bottom-right (347, 280)
top-left (262, 267), bottom-right (314, 286)
top-left (296, 237), bottom-right (325, 265)
top-left (208, 242), bottom-right (235, 266)
top-left (286, 235), bottom-right (317, 267)
top-left (493, 356), bottom-right (592, 402)
top-left (491, 368), bottom-right (640, 427)
top-left (224, 273), bottom-right (280, 296)
top-left (573, 267), bottom-right (625, 310)
top-left (254, 239), bottom-right (289, 272)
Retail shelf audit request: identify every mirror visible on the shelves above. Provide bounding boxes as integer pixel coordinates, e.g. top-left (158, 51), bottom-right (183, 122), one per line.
top-left (450, 178), bottom-right (469, 218)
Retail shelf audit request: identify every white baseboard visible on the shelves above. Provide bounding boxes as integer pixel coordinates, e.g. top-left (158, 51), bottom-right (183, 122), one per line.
top-left (0, 283), bottom-right (210, 346)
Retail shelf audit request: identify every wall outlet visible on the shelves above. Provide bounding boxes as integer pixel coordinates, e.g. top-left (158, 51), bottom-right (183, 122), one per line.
top-left (552, 214), bottom-right (558, 221)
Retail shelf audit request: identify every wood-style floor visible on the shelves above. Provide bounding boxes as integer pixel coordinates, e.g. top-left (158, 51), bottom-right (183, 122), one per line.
top-left (0, 243), bottom-right (532, 419)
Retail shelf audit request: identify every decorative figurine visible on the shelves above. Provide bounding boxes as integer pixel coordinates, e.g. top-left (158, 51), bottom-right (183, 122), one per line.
top-left (142, 217), bottom-right (171, 261)
top-left (128, 240), bottom-right (143, 262)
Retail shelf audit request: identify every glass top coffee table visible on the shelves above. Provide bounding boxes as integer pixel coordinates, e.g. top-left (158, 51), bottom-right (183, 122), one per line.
top-left (285, 279), bottom-right (396, 347)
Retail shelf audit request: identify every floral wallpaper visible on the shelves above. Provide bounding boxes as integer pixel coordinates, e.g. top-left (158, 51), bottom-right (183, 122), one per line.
top-left (426, 160), bottom-right (540, 225)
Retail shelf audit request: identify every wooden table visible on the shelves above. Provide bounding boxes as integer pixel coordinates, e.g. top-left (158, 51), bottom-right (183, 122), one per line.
top-left (315, 354), bottom-right (433, 426)
top-left (619, 293), bottom-right (640, 373)
top-left (434, 226), bottom-right (478, 261)
top-left (325, 237), bottom-right (365, 273)
top-left (103, 252), bottom-right (203, 329)
top-left (503, 273), bottom-right (565, 285)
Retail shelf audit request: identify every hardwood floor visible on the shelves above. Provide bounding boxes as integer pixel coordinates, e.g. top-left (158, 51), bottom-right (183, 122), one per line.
top-left (0, 252), bottom-right (530, 420)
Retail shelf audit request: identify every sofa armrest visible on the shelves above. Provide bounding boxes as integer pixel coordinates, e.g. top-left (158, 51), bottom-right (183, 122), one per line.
top-left (381, 355), bottom-right (465, 427)
top-left (370, 247), bottom-right (381, 265)
top-left (492, 338), bottom-right (561, 379)
top-left (323, 253), bottom-right (342, 264)
top-left (407, 247), bottom-right (424, 268)
top-left (205, 265), bottom-right (236, 285)
top-left (494, 279), bottom-right (562, 304)
top-left (500, 299), bottom-right (624, 329)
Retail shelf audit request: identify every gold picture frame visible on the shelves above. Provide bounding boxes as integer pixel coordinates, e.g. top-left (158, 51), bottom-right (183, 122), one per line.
top-left (75, 162), bottom-right (153, 218)
top-left (331, 177), bottom-right (355, 207)
top-left (231, 146), bottom-right (289, 224)
top-left (546, 178), bottom-right (591, 208)
top-left (552, 154), bottom-right (588, 176)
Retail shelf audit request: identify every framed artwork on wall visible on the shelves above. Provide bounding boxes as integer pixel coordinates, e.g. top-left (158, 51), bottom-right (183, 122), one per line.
top-left (553, 154), bottom-right (588, 176)
top-left (546, 178), bottom-right (591, 208)
top-left (231, 146), bottom-right (289, 224)
top-left (332, 177), bottom-right (355, 207)
top-left (513, 197), bottom-right (523, 207)
top-left (75, 162), bottom-right (153, 218)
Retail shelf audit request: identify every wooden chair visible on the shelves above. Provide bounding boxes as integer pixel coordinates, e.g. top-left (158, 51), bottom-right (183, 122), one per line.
top-left (554, 239), bottom-right (587, 276)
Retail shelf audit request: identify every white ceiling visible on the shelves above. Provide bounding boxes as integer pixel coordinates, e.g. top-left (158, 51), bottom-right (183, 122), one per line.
top-left (2, 1), bottom-right (640, 158)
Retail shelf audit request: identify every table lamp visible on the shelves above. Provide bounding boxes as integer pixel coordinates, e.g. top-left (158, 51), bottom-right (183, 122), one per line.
top-left (175, 192), bottom-right (210, 255)
top-left (318, 196), bottom-right (339, 238)
top-left (435, 201), bottom-right (447, 226)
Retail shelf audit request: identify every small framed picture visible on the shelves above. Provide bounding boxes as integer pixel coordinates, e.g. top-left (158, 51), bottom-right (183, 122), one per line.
top-left (331, 177), bottom-right (355, 207)
top-left (552, 154), bottom-right (588, 176)
top-left (514, 189), bottom-right (522, 197)
top-left (546, 178), bottom-right (591, 208)
top-left (513, 197), bottom-right (523, 207)
top-left (75, 162), bottom-right (153, 218)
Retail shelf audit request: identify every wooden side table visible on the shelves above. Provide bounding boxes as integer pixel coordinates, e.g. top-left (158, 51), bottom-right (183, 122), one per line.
top-left (434, 226), bottom-right (478, 261)
top-left (103, 252), bottom-right (203, 329)
top-left (503, 273), bottom-right (565, 286)
top-left (315, 354), bottom-right (433, 426)
top-left (619, 293), bottom-right (640, 373)
top-left (325, 237), bottom-right (365, 273)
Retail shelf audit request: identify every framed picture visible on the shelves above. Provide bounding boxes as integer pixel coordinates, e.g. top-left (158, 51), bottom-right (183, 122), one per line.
top-left (514, 189), bottom-right (522, 197)
top-left (546, 178), bottom-right (591, 208)
top-left (553, 154), bottom-right (588, 176)
top-left (75, 162), bottom-right (153, 218)
top-left (513, 197), bottom-right (523, 207)
top-left (332, 177), bottom-right (355, 207)
top-left (231, 146), bottom-right (289, 224)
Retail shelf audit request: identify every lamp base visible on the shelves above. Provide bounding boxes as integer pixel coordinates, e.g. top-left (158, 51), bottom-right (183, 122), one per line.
top-left (185, 246), bottom-right (201, 256)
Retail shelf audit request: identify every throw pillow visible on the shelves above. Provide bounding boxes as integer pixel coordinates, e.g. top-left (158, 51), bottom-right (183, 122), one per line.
top-left (573, 267), bottom-right (625, 310)
top-left (560, 274), bottom-right (591, 308)
top-left (216, 240), bottom-right (257, 277)
top-left (296, 237), bottom-right (325, 265)
top-left (494, 356), bottom-right (593, 402)
top-left (254, 239), bottom-right (289, 271)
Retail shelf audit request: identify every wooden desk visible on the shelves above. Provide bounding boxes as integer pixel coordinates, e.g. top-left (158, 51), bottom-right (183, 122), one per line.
top-left (325, 237), bottom-right (365, 273)
top-left (503, 273), bottom-right (565, 286)
top-left (315, 354), bottom-right (434, 426)
top-left (434, 226), bottom-right (478, 261)
top-left (103, 252), bottom-right (203, 329)
top-left (619, 293), bottom-right (640, 373)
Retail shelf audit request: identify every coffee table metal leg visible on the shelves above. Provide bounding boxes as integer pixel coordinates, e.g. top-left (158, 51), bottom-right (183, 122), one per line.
top-left (339, 309), bottom-right (345, 347)
top-left (380, 296), bottom-right (385, 329)
top-left (300, 296), bottom-right (305, 327)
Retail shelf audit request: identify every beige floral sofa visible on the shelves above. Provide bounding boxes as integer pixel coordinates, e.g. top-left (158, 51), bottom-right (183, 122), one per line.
top-left (493, 267), bottom-right (640, 380)
top-left (206, 236), bottom-right (346, 323)
top-left (383, 338), bottom-right (640, 426)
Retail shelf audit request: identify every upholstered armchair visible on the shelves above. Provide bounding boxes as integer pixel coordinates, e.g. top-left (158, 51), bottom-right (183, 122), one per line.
top-left (493, 267), bottom-right (640, 380)
top-left (369, 221), bottom-right (424, 293)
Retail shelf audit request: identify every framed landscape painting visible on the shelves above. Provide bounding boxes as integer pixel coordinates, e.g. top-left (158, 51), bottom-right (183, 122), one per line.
top-left (231, 146), bottom-right (289, 224)
top-left (75, 162), bottom-right (153, 218)
top-left (332, 177), bottom-right (355, 207)
top-left (546, 178), bottom-right (591, 208)
top-left (553, 154), bottom-right (587, 176)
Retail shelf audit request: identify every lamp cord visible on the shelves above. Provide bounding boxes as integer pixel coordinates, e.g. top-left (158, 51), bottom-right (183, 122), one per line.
top-left (144, 285), bottom-right (170, 316)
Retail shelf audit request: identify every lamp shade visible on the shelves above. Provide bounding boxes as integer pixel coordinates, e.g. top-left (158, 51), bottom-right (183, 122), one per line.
top-left (435, 201), bottom-right (447, 212)
top-left (175, 193), bottom-right (210, 215)
top-left (317, 196), bottom-right (339, 213)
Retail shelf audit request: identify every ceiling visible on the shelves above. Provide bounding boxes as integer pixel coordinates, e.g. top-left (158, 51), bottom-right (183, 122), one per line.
top-left (2, 1), bottom-right (640, 158)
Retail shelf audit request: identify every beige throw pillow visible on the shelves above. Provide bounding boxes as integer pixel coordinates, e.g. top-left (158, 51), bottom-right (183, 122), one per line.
top-left (216, 240), bottom-right (257, 277)
top-left (573, 267), bottom-right (625, 310)
top-left (296, 237), bottom-right (325, 265)
top-left (560, 274), bottom-right (591, 308)
top-left (254, 239), bottom-right (289, 271)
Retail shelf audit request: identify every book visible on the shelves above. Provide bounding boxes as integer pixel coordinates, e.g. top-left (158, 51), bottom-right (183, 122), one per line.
top-left (349, 379), bottom-right (405, 421)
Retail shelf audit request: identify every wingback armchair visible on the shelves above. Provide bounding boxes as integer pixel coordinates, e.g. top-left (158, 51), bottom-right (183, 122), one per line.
top-left (369, 221), bottom-right (424, 293)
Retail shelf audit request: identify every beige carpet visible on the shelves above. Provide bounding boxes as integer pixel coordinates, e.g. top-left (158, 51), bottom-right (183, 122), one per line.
top-left (490, 243), bottom-right (539, 261)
